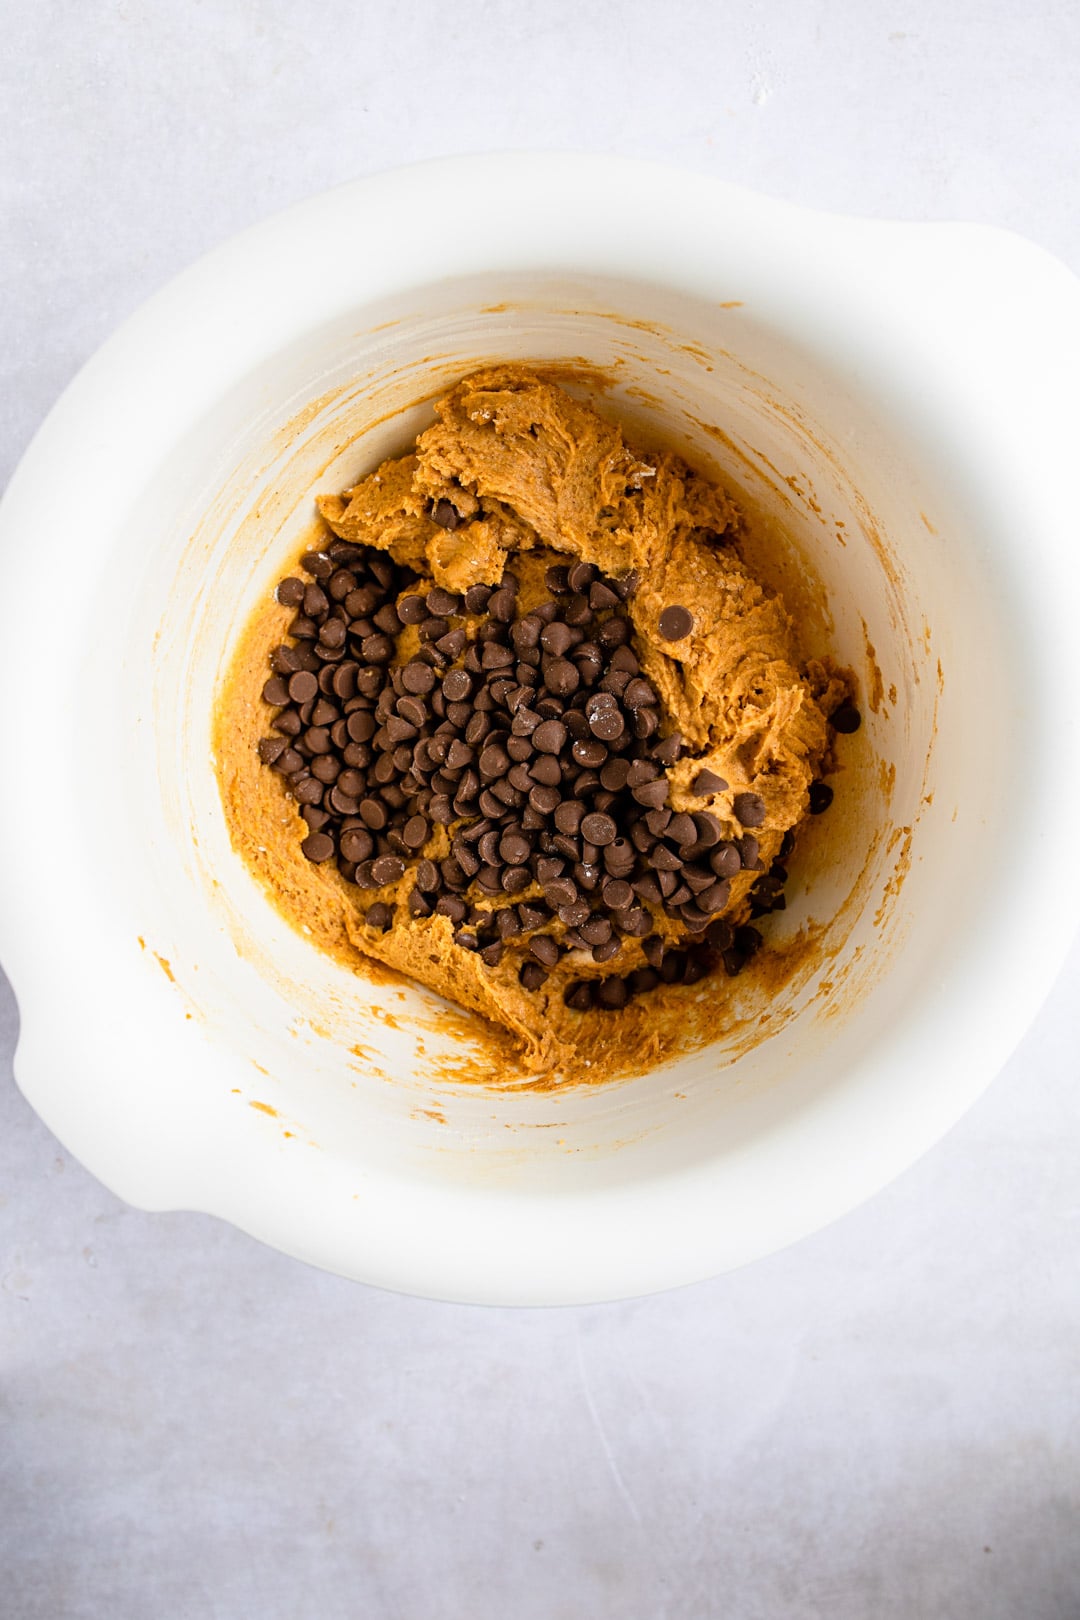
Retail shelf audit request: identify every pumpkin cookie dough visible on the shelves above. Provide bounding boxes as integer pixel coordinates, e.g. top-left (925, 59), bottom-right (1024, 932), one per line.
top-left (215, 367), bottom-right (854, 1080)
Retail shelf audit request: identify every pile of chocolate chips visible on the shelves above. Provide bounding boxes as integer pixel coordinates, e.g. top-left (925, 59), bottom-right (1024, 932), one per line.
top-left (257, 530), bottom-right (828, 1010)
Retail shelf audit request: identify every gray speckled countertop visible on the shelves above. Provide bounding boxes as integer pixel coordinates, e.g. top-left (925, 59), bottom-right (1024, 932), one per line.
top-left (3, 4), bottom-right (1079, 1615)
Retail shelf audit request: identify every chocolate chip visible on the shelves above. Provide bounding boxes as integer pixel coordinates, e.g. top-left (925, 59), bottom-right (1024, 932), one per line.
top-left (580, 812), bottom-right (616, 846)
top-left (442, 669), bottom-right (473, 703)
top-left (692, 768), bottom-right (728, 796)
top-left (632, 778), bottom-right (669, 810)
top-left (519, 961), bottom-right (548, 991)
top-left (271, 747), bottom-right (303, 776)
top-left (369, 855), bottom-right (403, 886)
top-left (666, 812), bottom-right (697, 849)
top-left (331, 665), bottom-right (358, 702)
top-left (588, 580), bottom-right (619, 611)
top-left (396, 696), bottom-right (427, 730)
top-left (512, 705), bottom-right (541, 737)
top-left (571, 738), bottom-right (606, 769)
top-left (464, 584), bottom-right (493, 615)
top-left (500, 831), bottom-right (531, 864)
top-left (481, 640), bottom-right (515, 671)
top-left (575, 648), bottom-right (603, 684)
top-left (599, 757), bottom-right (630, 792)
top-left (479, 743), bottom-right (510, 779)
top-left (651, 733), bottom-right (682, 766)
top-left (300, 831), bottom-right (335, 863)
top-left (527, 755), bottom-right (559, 788)
top-left (700, 879), bottom-right (731, 913)
top-left (587, 704), bottom-right (624, 742)
top-left (597, 617), bottom-right (631, 648)
top-left (723, 924), bottom-right (763, 976)
top-left (552, 800), bottom-right (584, 836)
top-left (409, 859), bottom-right (438, 893)
top-left (262, 676), bottom-right (290, 707)
top-left (530, 934), bottom-right (561, 967)
top-left (620, 678), bottom-right (653, 710)
top-left (544, 657), bottom-right (579, 696)
top-left (401, 660), bottom-right (433, 699)
top-left (426, 586), bottom-right (461, 617)
top-left (615, 906), bottom-right (650, 937)
top-left (709, 843), bottom-right (741, 879)
top-left (487, 587), bottom-right (516, 622)
top-left (271, 644), bottom-right (304, 676)
top-left (554, 585), bottom-right (584, 619)
top-left (563, 981), bottom-right (593, 1011)
top-left (596, 976), bottom-right (628, 1010)
top-left (598, 878), bottom-right (630, 910)
top-left (809, 781), bottom-right (834, 814)
top-left (431, 499), bottom-right (462, 530)
top-left (733, 835), bottom-right (761, 871)
top-left (361, 634), bottom-right (395, 664)
top-left (658, 949), bottom-right (685, 983)
top-left (691, 812), bottom-right (723, 848)
top-left (441, 856), bottom-right (468, 891)
top-left (541, 621), bottom-right (574, 657)
top-left (302, 548), bottom-right (336, 581)
top-left (385, 715), bottom-right (417, 745)
top-left (336, 768), bottom-right (366, 799)
top-left (276, 577), bottom-right (305, 607)
top-left (455, 843), bottom-right (483, 878)
top-left (492, 908), bottom-right (520, 940)
top-left (544, 876), bottom-right (578, 908)
top-left (525, 784), bottom-right (557, 815)
top-left (365, 902), bottom-right (393, 931)
top-left (533, 719), bottom-right (567, 755)
top-left (559, 900), bottom-right (590, 928)
top-left (287, 670), bottom-right (318, 704)
top-left (336, 827), bottom-right (372, 864)
top-left (733, 791), bottom-right (766, 827)
top-left (354, 796), bottom-right (385, 831)
top-left (658, 605), bottom-right (693, 641)
top-left (402, 815), bottom-right (429, 850)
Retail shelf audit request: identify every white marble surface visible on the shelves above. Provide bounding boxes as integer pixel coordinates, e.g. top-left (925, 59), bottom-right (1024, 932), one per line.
top-left (3, 3), bottom-right (1080, 1615)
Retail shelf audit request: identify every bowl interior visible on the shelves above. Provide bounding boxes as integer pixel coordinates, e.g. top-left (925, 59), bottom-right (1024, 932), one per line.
top-left (94, 269), bottom-right (1008, 1200)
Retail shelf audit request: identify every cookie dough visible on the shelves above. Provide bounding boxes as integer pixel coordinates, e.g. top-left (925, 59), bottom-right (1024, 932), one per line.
top-left (215, 367), bottom-right (844, 1081)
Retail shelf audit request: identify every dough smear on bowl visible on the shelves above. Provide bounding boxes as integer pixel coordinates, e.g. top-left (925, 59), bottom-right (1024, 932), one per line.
top-left (215, 367), bottom-right (854, 1082)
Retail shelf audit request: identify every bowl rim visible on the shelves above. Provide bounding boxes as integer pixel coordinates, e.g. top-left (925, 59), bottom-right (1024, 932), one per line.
top-left (2, 151), bottom-right (1080, 1304)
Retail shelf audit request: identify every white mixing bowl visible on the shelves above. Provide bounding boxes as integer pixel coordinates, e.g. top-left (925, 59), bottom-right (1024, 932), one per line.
top-left (2, 155), bottom-right (1078, 1304)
